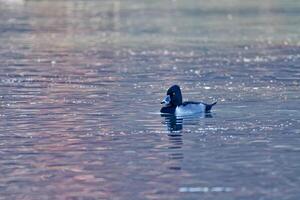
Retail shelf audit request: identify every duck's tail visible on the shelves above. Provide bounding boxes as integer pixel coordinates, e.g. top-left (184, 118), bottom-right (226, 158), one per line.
top-left (205, 101), bottom-right (217, 112)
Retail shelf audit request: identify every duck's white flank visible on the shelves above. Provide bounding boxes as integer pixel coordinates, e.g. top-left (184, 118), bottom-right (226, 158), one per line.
top-left (175, 103), bottom-right (205, 116)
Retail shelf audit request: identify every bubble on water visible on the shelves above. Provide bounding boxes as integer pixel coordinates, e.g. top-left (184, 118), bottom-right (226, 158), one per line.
top-left (179, 186), bottom-right (234, 193)
top-left (51, 60), bottom-right (56, 65)
top-left (254, 56), bottom-right (265, 62)
top-left (194, 70), bottom-right (200, 75)
top-left (243, 58), bottom-right (251, 63)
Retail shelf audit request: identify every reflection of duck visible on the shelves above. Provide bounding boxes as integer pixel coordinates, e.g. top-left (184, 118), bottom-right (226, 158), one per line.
top-left (161, 112), bottom-right (212, 132)
top-left (161, 114), bottom-right (213, 171)
top-left (161, 110), bottom-right (213, 171)
top-left (167, 133), bottom-right (183, 171)
top-left (160, 85), bottom-right (217, 116)
top-left (162, 114), bottom-right (183, 132)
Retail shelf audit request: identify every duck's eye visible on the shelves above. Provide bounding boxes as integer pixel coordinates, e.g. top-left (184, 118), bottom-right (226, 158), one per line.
top-left (172, 92), bottom-right (175, 96)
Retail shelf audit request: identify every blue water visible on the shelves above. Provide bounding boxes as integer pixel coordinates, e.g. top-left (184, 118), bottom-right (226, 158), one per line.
top-left (0, 0), bottom-right (300, 199)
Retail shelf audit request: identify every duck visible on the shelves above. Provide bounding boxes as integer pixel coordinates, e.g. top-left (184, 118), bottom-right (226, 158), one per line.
top-left (160, 85), bottom-right (217, 115)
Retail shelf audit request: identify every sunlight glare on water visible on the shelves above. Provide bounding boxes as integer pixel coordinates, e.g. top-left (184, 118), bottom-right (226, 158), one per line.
top-left (0, 0), bottom-right (300, 199)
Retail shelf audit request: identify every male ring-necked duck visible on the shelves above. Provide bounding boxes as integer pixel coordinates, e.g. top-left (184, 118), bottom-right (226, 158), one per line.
top-left (160, 85), bottom-right (217, 115)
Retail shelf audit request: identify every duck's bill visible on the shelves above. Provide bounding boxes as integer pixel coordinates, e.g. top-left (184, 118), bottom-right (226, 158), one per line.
top-left (160, 95), bottom-right (171, 105)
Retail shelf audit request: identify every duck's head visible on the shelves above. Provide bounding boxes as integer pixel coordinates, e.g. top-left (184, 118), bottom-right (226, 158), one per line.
top-left (161, 85), bottom-right (183, 106)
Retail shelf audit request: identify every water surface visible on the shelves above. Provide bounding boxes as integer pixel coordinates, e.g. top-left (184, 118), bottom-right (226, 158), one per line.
top-left (0, 0), bottom-right (300, 199)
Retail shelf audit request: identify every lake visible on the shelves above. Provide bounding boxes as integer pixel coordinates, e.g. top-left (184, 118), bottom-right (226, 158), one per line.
top-left (0, 0), bottom-right (300, 199)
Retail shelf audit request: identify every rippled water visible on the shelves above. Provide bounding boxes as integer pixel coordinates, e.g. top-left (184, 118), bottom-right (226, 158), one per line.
top-left (0, 0), bottom-right (300, 199)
